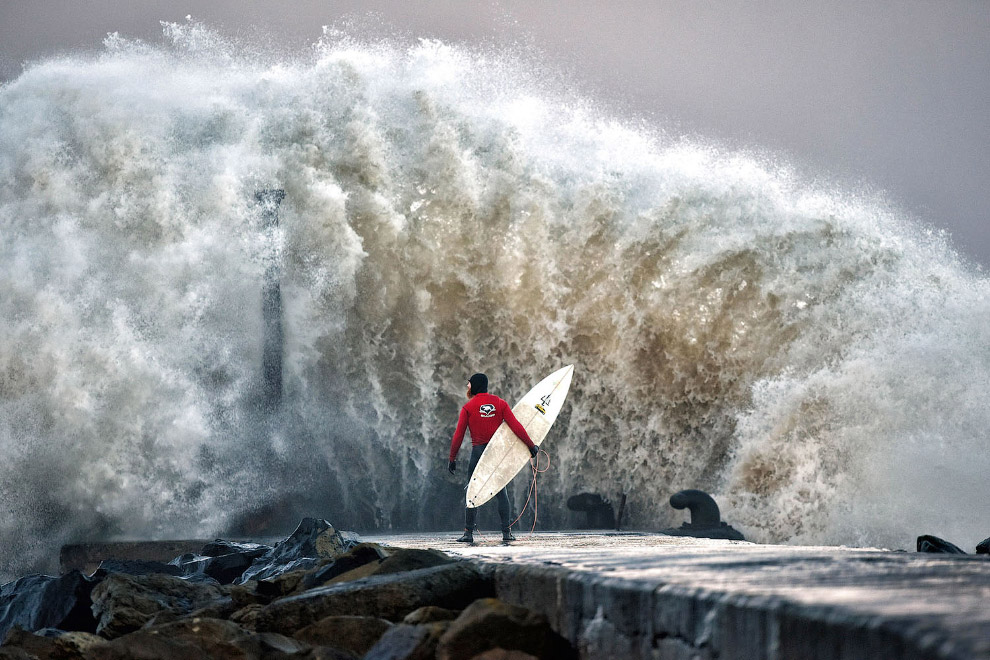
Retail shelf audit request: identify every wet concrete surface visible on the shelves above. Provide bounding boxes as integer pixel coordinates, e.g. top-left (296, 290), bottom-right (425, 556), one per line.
top-left (364, 530), bottom-right (990, 659)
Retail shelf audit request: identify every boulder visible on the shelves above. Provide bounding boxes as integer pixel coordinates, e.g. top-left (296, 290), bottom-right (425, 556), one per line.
top-left (172, 551), bottom-right (266, 585)
top-left (435, 598), bottom-right (574, 660)
top-left (976, 537), bottom-right (990, 555)
top-left (403, 606), bottom-right (461, 625)
top-left (84, 616), bottom-right (307, 659)
top-left (229, 604), bottom-right (264, 631)
top-left (0, 571), bottom-right (97, 640)
top-left (91, 560), bottom-right (183, 579)
top-left (255, 562), bottom-right (493, 635)
top-left (0, 627), bottom-right (58, 659)
top-left (301, 544), bottom-right (390, 590)
top-left (917, 535), bottom-right (967, 554)
top-left (326, 549), bottom-right (455, 586)
top-left (293, 615), bottom-right (393, 656)
top-left (363, 623), bottom-right (449, 660)
top-left (470, 650), bottom-right (540, 660)
top-left (89, 572), bottom-right (224, 639)
top-left (236, 518), bottom-right (358, 584)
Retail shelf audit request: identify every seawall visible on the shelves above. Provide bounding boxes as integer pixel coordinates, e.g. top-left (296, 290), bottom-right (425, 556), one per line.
top-left (365, 531), bottom-right (990, 660)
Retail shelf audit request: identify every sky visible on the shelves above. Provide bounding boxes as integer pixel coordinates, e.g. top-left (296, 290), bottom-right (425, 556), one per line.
top-left (2, 0), bottom-right (988, 267)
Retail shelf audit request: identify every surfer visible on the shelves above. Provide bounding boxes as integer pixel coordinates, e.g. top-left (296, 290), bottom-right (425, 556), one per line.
top-left (448, 372), bottom-right (539, 543)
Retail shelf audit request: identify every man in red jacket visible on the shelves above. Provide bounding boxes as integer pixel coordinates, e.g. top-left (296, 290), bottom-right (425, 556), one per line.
top-left (448, 372), bottom-right (538, 543)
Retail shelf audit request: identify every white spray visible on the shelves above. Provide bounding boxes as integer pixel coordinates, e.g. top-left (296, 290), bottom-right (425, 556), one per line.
top-left (1, 23), bottom-right (987, 579)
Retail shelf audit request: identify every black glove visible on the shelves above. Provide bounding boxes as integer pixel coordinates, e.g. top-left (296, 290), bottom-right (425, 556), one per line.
top-left (528, 445), bottom-right (539, 459)
top-left (448, 460), bottom-right (456, 474)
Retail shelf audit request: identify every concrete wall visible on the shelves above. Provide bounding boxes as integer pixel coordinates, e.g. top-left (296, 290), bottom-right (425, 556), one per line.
top-left (487, 562), bottom-right (966, 660)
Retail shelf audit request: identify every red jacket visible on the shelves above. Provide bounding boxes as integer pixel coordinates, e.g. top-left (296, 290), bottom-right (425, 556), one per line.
top-left (448, 393), bottom-right (535, 462)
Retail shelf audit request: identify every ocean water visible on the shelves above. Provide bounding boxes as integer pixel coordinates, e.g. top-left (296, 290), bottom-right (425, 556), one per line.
top-left (1, 23), bottom-right (988, 579)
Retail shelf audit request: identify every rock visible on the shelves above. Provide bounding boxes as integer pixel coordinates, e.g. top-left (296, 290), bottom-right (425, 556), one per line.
top-left (91, 559), bottom-right (183, 579)
top-left (236, 518), bottom-right (358, 584)
top-left (324, 548), bottom-right (455, 587)
top-left (0, 627), bottom-right (58, 659)
top-left (200, 540), bottom-right (272, 558)
top-left (301, 544), bottom-right (390, 590)
top-left (172, 551), bottom-right (265, 585)
top-left (660, 489), bottom-right (745, 541)
top-left (403, 606), bottom-right (461, 625)
top-left (435, 598), bottom-right (574, 660)
top-left (470, 650), bottom-right (539, 660)
top-left (229, 604), bottom-right (264, 630)
top-left (89, 572), bottom-right (225, 639)
top-left (256, 562), bottom-right (493, 635)
top-left (917, 535), bottom-right (967, 554)
top-left (84, 616), bottom-right (301, 659)
top-left (363, 622), bottom-right (449, 660)
top-left (0, 571), bottom-right (97, 640)
top-left (566, 493), bottom-right (616, 529)
top-left (228, 581), bottom-right (269, 608)
top-left (976, 537), bottom-right (990, 554)
top-left (55, 631), bottom-right (110, 656)
top-left (168, 540), bottom-right (272, 585)
top-left (293, 615), bottom-right (393, 656)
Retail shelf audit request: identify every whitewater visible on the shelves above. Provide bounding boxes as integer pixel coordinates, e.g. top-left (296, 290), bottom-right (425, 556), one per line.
top-left (1, 23), bottom-right (988, 579)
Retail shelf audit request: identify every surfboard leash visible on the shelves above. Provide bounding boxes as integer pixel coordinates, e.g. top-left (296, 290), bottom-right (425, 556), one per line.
top-left (508, 447), bottom-right (551, 534)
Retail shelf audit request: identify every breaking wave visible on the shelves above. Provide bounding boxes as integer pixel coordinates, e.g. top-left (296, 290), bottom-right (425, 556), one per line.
top-left (2, 22), bottom-right (988, 578)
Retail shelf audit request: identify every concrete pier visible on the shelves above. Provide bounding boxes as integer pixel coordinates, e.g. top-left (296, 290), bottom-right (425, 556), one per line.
top-left (364, 531), bottom-right (990, 660)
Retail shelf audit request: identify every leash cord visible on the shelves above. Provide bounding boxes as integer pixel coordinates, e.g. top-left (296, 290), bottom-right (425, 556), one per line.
top-left (507, 447), bottom-right (551, 534)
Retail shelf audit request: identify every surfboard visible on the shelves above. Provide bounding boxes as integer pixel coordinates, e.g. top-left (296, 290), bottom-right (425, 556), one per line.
top-left (465, 364), bottom-right (574, 508)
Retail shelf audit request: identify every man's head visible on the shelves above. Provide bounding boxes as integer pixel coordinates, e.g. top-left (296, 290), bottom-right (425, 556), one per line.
top-left (467, 373), bottom-right (488, 397)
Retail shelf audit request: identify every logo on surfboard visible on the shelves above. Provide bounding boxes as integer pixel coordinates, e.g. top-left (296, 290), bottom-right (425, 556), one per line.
top-left (479, 404), bottom-right (496, 418)
top-left (535, 393), bottom-right (551, 415)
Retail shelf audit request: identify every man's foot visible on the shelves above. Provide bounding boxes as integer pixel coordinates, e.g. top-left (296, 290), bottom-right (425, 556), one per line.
top-left (455, 530), bottom-right (474, 543)
top-left (502, 529), bottom-right (516, 542)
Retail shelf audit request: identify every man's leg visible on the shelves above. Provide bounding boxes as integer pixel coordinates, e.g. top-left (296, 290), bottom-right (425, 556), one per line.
top-left (456, 444), bottom-right (486, 543)
top-left (496, 487), bottom-right (515, 541)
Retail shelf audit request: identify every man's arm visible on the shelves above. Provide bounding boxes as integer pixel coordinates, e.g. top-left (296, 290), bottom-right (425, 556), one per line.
top-left (448, 407), bottom-right (469, 462)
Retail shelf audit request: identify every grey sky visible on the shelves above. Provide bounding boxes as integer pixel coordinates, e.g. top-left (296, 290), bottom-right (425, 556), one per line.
top-left (2, 1), bottom-right (988, 267)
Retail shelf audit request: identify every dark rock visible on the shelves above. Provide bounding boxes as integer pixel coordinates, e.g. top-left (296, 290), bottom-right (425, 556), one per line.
top-left (200, 540), bottom-right (271, 558)
top-left (89, 572), bottom-right (224, 638)
top-left (54, 631), bottom-right (109, 656)
top-left (236, 518), bottom-right (358, 585)
top-left (255, 562), bottom-right (493, 634)
top-left (172, 551), bottom-right (264, 585)
top-left (85, 616), bottom-right (306, 659)
top-left (91, 559), bottom-right (183, 579)
top-left (660, 489), bottom-right (746, 541)
top-left (436, 598), bottom-right (574, 660)
top-left (403, 606), bottom-right (461, 625)
top-left (167, 540), bottom-right (272, 585)
top-left (917, 535), bottom-right (967, 554)
top-left (320, 548), bottom-right (455, 587)
top-left (228, 580), bottom-right (269, 608)
top-left (976, 537), bottom-right (990, 554)
top-left (293, 615), bottom-right (393, 656)
top-left (0, 627), bottom-right (58, 659)
top-left (229, 604), bottom-right (264, 630)
top-left (470, 650), bottom-right (540, 660)
top-left (301, 544), bottom-right (390, 590)
top-left (566, 493), bottom-right (616, 529)
top-left (0, 571), bottom-right (97, 640)
top-left (363, 623), bottom-right (449, 660)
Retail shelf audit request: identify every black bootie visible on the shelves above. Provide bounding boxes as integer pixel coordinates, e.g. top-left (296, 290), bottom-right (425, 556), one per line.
top-left (455, 529), bottom-right (474, 543)
top-left (502, 529), bottom-right (516, 542)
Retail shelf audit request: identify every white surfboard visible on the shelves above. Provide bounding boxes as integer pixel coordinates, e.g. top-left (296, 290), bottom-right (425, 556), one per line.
top-left (465, 365), bottom-right (574, 508)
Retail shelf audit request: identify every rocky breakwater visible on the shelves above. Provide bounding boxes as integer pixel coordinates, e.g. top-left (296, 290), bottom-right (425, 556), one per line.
top-left (0, 518), bottom-right (574, 659)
